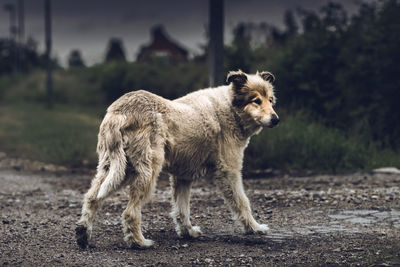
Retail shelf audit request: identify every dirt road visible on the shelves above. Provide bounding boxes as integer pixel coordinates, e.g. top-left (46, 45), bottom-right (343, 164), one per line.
top-left (1, 169), bottom-right (399, 266)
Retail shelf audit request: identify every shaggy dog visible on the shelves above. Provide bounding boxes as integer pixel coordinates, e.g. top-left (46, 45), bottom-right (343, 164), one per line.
top-left (76, 70), bottom-right (279, 249)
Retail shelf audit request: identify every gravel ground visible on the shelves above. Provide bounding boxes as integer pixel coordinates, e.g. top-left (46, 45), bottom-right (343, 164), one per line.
top-left (1, 168), bottom-right (399, 266)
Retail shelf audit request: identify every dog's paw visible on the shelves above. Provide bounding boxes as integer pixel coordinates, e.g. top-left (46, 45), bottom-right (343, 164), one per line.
top-left (125, 235), bottom-right (155, 249)
top-left (75, 225), bottom-right (89, 249)
top-left (140, 239), bottom-right (155, 248)
top-left (177, 225), bottom-right (202, 238)
top-left (254, 224), bottom-right (270, 234)
top-left (188, 226), bottom-right (202, 238)
top-left (245, 223), bottom-right (270, 235)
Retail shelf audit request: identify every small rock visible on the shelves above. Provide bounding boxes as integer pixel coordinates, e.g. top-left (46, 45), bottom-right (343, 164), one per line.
top-left (313, 193), bottom-right (321, 199)
top-left (265, 195), bottom-right (274, 201)
top-left (12, 165), bottom-right (22, 171)
top-left (2, 219), bottom-right (10, 224)
top-left (373, 167), bottom-right (400, 174)
top-left (204, 258), bottom-right (212, 263)
top-left (182, 243), bottom-right (188, 248)
top-left (385, 196), bottom-right (393, 202)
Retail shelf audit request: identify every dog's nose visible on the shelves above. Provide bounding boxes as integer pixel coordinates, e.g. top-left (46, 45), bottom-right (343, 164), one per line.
top-left (270, 114), bottom-right (280, 127)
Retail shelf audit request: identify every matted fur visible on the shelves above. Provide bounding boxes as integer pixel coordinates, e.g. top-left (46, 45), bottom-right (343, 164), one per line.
top-left (76, 70), bottom-right (279, 249)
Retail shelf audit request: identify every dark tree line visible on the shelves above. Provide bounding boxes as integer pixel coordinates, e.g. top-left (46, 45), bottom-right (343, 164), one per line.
top-left (273, 1), bottom-right (400, 148)
top-left (0, 38), bottom-right (46, 74)
top-left (223, 0), bottom-right (400, 149)
top-left (0, 37), bottom-right (127, 75)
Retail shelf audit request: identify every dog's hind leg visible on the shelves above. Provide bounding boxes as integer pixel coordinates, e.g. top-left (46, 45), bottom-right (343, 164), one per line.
top-left (76, 167), bottom-right (107, 249)
top-left (122, 136), bottom-right (164, 248)
top-left (76, 151), bottom-right (127, 248)
top-left (215, 170), bottom-right (269, 234)
top-left (170, 177), bottom-right (202, 238)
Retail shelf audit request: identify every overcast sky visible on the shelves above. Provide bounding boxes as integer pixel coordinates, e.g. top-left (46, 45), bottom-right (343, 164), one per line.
top-left (0, 0), bottom-right (367, 66)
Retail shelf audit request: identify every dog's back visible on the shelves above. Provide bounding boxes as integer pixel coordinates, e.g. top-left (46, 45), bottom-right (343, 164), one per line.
top-left (98, 86), bottom-right (235, 179)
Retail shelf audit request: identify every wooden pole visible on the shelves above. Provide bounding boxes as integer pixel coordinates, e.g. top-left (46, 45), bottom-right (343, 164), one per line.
top-left (18, 0), bottom-right (25, 44)
top-left (44, 0), bottom-right (52, 108)
top-left (3, 4), bottom-right (17, 41)
top-left (3, 4), bottom-right (18, 71)
top-left (208, 0), bottom-right (224, 87)
top-left (16, 0), bottom-right (25, 72)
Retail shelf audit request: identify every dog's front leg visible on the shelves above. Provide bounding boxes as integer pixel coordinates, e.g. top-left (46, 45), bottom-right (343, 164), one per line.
top-left (170, 176), bottom-right (202, 238)
top-left (215, 170), bottom-right (269, 234)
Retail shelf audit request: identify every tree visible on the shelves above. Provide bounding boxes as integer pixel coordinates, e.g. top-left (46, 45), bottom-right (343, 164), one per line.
top-left (68, 49), bottom-right (85, 68)
top-left (225, 23), bottom-right (253, 73)
top-left (283, 10), bottom-right (298, 38)
top-left (105, 38), bottom-right (126, 62)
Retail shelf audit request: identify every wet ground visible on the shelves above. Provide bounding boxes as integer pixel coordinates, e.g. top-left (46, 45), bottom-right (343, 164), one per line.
top-left (1, 169), bottom-right (399, 266)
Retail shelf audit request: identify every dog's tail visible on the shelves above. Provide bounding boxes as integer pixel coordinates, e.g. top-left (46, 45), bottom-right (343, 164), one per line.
top-left (96, 114), bottom-right (127, 199)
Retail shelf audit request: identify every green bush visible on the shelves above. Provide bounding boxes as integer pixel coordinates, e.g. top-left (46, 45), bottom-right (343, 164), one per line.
top-left (245, 112), bottom-right (400, 173)
top-left (0, 103), bottom-right (101, 167)
top-left (0, 69), bottom-right (103, 106)
top-left (96, 61), bottom-right (208, 103)
top-left (248, 0), bottom-right (400, 149)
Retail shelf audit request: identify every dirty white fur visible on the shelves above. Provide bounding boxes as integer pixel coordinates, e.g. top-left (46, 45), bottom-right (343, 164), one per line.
top-left (76, 70), bottom-right (279, 248)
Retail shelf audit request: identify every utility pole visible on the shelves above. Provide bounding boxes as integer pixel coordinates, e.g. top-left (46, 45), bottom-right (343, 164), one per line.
top-left (15, 0), bottom-right (25, 71)
top-left (3, 4), bottom-right (17, 41)
top-left (17, 0), bottom-right (25, 44)
top-left (208, 0), bottom-right (224, 87)
top-left (44, 0), bottom-right (53, 108)
top-left (3, 4), bottom-right (18, 71)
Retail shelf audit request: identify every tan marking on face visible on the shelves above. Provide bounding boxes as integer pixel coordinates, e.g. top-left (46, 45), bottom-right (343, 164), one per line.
top-left (241, 75), bottom-right (278, 127)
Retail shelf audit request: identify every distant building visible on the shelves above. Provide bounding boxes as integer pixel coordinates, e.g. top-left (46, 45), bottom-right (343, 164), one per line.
top-left (137, 25), bottom-right (188, 63)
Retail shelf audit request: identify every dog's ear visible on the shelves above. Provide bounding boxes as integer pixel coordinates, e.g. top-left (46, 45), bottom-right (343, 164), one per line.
top-left (258, 71), bottom-right (275, 83)
top-left (226, 70), bottom-right (247, 87)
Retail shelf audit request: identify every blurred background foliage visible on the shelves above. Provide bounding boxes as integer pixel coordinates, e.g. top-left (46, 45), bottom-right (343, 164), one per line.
top-left (0, 0), bottom-right (399, 172)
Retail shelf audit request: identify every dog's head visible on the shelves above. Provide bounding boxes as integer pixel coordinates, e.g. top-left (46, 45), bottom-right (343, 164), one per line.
top-left (227, 70), bottom-right (279, 128)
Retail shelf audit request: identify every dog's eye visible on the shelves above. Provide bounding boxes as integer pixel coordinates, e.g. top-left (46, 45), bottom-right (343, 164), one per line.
top-left (253, 98), bottom-right (262, 105)
top-left (269, 97), bottom-right (273, 103)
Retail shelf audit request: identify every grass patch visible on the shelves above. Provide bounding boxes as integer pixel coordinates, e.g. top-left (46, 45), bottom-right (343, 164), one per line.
top-left (245, 112), bottom-right (400, 173)
top-left (0, 103), bottom-right (102, 167)
top-left (1, 103), bottom-right (399, 172)
top-left (0, 70), bottom-right (103, 105)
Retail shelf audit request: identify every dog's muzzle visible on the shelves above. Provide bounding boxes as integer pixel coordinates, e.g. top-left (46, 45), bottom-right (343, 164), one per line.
top-left (268, 114), bottom-right (280, 128)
